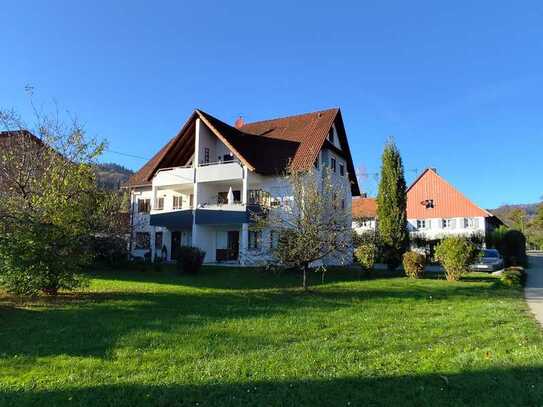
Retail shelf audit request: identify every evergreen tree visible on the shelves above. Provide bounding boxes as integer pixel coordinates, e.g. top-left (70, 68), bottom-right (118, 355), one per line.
top-left (376, 139), bottom-right (409, 269)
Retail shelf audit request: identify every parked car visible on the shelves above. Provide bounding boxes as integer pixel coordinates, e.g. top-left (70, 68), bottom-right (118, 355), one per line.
top-left (470, 249), bottom-right (504, 272)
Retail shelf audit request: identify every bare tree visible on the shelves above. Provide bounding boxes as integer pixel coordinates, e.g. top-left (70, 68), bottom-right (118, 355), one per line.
top-left (253, 167), bottom-right (352, 290)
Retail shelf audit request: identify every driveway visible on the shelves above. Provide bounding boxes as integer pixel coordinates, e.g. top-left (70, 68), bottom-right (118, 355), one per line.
top-left (525, 253), bottom-right (543, 326)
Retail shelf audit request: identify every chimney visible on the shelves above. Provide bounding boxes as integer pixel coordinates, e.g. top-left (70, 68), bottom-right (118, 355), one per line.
top-left (430, 167), bottom-right (437, 174)
top-left (234, 116), bottom-right (244, 129)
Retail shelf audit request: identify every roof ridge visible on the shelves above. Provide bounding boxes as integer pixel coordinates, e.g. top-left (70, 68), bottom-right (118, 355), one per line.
top-left (242, 107), bottom-right (339, 127)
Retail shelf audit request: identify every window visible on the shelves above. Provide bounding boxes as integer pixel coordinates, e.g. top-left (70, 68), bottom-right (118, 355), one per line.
top-left (341, 198), bottom-right (345, 209)
top-left (339, 164), bottom-right (345, 176)
top-left (416, 219), bottom-right (427, 229)
top-left (464, 218), bottom-right (480, 228)
top-left (135, 232), bottom-right (150, 250)
top-left (218, 190), bottom-right (241, 204)
top-left (248, 231), bottom-right (262, 250)
top-left (204, 147), bottom-right (210, 163)
top-left (360, 219), bottom-right (373, 228)
top-left (138, 199), bottom-right (151, 213)
top-left (423, 199), bottom-right (434, 209)
top-left (155, 232), bottom-right (163, 250)
top-left (155, 197), bottom-right (164, 210)
top-left (331, 157), bottom-right (336, 172)
top-left (328, 128), bottom-right (335, 143)
top-left (442, 218), bottom-right (456, 229)
top-left (189, 194), bottom-right (194, 208)
top-left (173, 196), bottom-right (182, 209)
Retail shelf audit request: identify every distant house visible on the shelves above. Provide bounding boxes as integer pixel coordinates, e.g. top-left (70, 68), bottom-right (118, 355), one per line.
top-left (352, 196), bottom-right (377, 234)
top-left (352, 168), bottom-right (502, 243)
top-left (124, 108), bottom-right (360, 265)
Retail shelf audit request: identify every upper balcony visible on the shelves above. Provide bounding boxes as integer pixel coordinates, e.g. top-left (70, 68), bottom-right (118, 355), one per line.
top-left (153, 166), bottom-right (195, 187)
top-left (196, 161), bottom-right (243, 183)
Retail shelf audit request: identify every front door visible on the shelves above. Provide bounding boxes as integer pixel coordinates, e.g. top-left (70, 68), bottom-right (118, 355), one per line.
top-left (171, 231), bottom-right (181, 260)
top-left (227, 231), bottom-right (240, 260)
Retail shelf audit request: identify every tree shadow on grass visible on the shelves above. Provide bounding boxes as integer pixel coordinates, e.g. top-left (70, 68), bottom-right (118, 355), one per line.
top-left (1, 366), bottom-right (542, 407)
top-left (0, 276), bottom-right (521, 362)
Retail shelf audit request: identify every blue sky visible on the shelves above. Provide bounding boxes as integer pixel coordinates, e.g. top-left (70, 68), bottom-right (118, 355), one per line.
top-left (1, 1), bottom-right (542, 208)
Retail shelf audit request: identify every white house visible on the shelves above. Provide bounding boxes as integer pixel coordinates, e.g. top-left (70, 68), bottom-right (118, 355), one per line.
top-left (352, 168), bottom-right (503, 243)
top-left (125, 108), bottom-right (360, 265)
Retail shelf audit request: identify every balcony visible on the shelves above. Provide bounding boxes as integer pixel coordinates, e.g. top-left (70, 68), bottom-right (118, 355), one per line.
top-left (196, 161), bottom-right (243, 183)
top-left (153, 166), bottom-right (195, 187)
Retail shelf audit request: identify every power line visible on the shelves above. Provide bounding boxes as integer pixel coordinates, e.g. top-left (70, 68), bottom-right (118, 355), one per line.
top-left (105, 149), bottom-right (149, 160)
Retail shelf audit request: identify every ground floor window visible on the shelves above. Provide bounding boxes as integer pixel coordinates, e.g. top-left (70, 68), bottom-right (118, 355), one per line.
top-left (135, 232), bottom-right (150, 250)
top-left (417, 219), bottom-right (428, 229)
top-left (442, 218), bottom-right (456, 229)
top-left (249, 230), bottom-right (262, 250)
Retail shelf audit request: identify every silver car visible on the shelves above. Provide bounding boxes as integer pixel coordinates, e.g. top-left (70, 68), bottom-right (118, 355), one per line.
top-left (470, 249), bottom-right (504, 272)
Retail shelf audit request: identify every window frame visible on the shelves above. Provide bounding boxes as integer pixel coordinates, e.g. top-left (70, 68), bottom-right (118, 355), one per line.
top-left (173, 195), bottom-right (182, 210)
top-left (138, 198), bottom-right (151, 214)
top-left (330, 157), bottom-right (337, 172)
top-left (339, 163), bottom-right (345, 176)
top-left (155, 197), bottom-right (164, 210)
top-left (135, 232), bottom-right (150, 250)
top-left (248, 230), bottom-right (262, 250)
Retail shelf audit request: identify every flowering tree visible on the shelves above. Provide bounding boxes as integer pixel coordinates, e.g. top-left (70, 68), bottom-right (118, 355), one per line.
top-left (254, 167), bottom-right (352, 290)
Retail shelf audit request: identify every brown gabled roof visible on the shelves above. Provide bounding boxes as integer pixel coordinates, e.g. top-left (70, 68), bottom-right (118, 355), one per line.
top-left (352, 197), bottom-right (377, 219)
top-left (125, 108), bottom-right (361, 195)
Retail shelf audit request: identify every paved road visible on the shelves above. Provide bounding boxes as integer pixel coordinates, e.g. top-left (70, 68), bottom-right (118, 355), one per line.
top-left (525, 253), bottom-right (543, 326)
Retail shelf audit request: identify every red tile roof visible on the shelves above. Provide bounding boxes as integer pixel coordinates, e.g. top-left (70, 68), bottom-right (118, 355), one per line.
top-left (352, 197), bottom-right (377, 219)
top-left (125, 108), bottom-right (360, 195)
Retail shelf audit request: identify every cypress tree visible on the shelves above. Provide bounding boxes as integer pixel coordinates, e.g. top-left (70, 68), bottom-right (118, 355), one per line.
top-left (377, 139), bottom-right (409, 269)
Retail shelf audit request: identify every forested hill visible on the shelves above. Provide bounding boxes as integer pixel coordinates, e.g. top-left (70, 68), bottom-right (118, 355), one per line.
top-left (95, 163), bottom-right (134, 191)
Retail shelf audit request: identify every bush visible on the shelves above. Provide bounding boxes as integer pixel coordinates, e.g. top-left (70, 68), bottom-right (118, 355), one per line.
top-left (435, 236), bottom-right (476, 281)
top-left (402, 251), bottom-right (426, 279)
top-left (354, 243), bottom-right (377, 271)
top-left (502, 230), bottom-right (527, 267)
top-left (90, 235), bottom-right (128, 266)
top-left (499, 267), bottom-right (526, 287)
top-left (176, 246), bottom-right (205, 274)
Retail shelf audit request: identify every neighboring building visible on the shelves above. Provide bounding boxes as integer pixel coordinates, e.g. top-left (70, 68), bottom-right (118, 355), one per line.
top-left (352, 168), bottom-right (502, 242)
top-left (352, 196), bottom-right (377, 234)
top-left (125, 108), bottom-right (360, 265)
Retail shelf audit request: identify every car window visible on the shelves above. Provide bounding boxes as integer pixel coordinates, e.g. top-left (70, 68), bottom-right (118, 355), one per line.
top-left (483, 250), bottom-right (499, 258)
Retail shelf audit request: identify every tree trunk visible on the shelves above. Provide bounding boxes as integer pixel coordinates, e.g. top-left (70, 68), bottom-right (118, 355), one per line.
top-left (302, 264), bottom-right (308, 290)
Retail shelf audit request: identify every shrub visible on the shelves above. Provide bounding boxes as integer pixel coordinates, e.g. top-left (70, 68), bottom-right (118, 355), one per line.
top-left (176, 246), bottom-right (205, 274)
top-left (435, 236), bottom-right (476, 281)
top-left (354, 243), bottom-right (377, 271)
top-left (90, 235), bottom-right (128, 266)
top-left (499, 267), bottom-right (526, 288)
top-left (502, 230), bottom-right (527, 267)
top-left (402, 251), bottom-right (426, 279)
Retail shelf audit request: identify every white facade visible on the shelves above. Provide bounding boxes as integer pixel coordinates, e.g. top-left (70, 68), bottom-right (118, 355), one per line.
top-left (129, 118), bottom-right (353, 266)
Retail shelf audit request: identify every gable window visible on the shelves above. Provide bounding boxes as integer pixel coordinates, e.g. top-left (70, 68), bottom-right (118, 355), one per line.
top-left (138, 199), bottom-right (151, 214)
top-left (328, 128), bottom-right (335, 144)
top-left (423, 199), bottom-right (434, 209)
top-left (155, 197), bottom-right (164, 210)
top-left (339, 164), bottom-right (345, 176)
top-left (442, 218), bottom-right (456, 229)
top-left (331, 157), bottom-right (337, 172)
top-left (248, 230), bottom-right (262, 250)
top-left (135, 232), bottom-right (150, 250)
top-left (173, 196), bottom-right (182, 209)
top-left (204, 147), bottom-right (210, 164)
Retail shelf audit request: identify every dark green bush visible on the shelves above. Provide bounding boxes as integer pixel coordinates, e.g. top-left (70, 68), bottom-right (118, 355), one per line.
top-left (90, 235), bottom-right (128, 266)
top-left (176, 246), bottom-right (205, 274)
top-left (502, 230), bottom-right (527, 267)
top-left (499, 267), bottom-right (526, 287)
top-left (402, 251), bottom-right (426, 279)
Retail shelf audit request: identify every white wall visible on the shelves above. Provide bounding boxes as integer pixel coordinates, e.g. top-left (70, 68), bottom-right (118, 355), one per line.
top-left (407, 216), bottom-right (486, 239)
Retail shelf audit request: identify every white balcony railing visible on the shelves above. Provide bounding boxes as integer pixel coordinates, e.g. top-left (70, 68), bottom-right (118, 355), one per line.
top-left (196, 161), bottom-right (243, 183)
top-left (153, 166), bottom-right (195, 187)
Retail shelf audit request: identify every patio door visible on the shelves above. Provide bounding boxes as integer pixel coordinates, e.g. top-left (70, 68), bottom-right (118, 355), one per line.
top-left (171, 231), bottom-right (181, 260)
top-left (227, 231), bottom-right (239, 260)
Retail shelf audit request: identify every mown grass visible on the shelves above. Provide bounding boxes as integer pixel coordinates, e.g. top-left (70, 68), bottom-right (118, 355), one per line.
top-left (1, 265), bottom-right (542, 406)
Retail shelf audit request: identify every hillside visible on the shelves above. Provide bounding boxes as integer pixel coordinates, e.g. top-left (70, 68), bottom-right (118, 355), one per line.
top-left (491, 202), bottom-right (540, 225)
top-left (95, 163), bottom-right (134, 191)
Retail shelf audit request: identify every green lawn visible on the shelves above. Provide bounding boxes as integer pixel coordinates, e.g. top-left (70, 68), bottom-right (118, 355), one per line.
top-left (1, 266), bottom-right (542, 406)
